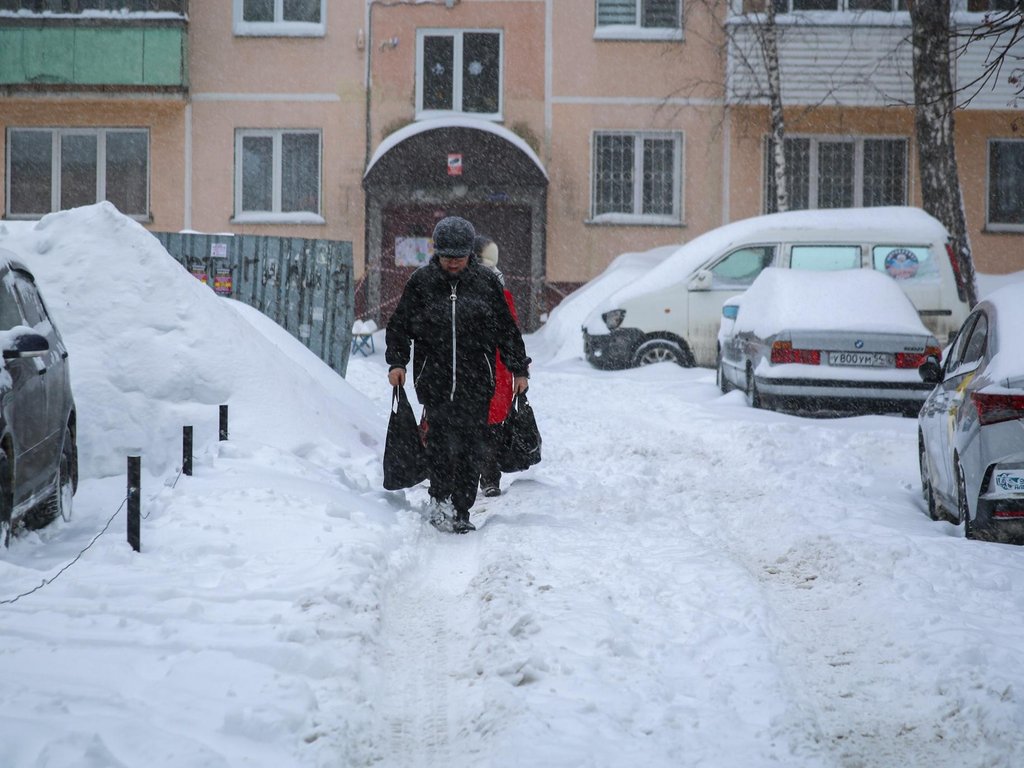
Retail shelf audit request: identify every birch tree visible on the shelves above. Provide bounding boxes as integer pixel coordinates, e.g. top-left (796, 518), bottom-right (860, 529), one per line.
top-left (908, 0), bottom-right (979, 307)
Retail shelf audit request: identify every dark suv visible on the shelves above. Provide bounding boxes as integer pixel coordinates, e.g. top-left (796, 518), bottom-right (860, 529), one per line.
top-left (1, 250), bottom-right (77, 546)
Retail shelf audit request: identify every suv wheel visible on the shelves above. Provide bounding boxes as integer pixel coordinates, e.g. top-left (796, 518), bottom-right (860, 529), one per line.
top-left (26, 425), bottom-right (75, 529)
top-left (0, 449), bottom-right (11, 547)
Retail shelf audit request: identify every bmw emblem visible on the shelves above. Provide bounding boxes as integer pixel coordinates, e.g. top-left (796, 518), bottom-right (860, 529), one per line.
top-left (854, 339), bottom-right (864, 349)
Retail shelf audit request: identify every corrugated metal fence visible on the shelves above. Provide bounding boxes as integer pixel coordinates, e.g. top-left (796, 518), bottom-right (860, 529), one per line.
top-left (153, 232), bottom-right (355, 375)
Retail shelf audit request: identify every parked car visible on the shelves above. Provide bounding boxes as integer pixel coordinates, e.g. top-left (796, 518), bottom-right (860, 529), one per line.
top-left (0, 250), bottom-right (77, 546)
top-left (718, 268), bottom-right (940, 416)
top-left (583, 207), bottom-right (970, 370)
top-left (918, 283), bottom-right (1024, 543)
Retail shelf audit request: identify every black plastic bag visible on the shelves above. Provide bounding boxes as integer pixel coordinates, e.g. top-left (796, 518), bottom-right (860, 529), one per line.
top-left (499, 391), bottom-right (542, 472)
top-left (383, 386), bottom-right (428, 490)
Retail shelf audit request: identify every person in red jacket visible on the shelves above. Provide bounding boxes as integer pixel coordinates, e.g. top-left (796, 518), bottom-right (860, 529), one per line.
top-left (475, 235), bottom-right (519, 497)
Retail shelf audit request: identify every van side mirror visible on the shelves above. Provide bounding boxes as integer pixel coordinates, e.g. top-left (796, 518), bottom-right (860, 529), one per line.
top-left (918, 356), bottom-right (943, 385)
top-left (688, 269), bottom-right (713, 292)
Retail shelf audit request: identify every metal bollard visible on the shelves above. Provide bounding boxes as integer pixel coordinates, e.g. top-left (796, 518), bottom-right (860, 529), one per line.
top-left (219, 405), bottom-right (229, 441)
top-left (127, 456), bottom-right (141, 552)
top-left (183, 426), bottom-right (193, 477)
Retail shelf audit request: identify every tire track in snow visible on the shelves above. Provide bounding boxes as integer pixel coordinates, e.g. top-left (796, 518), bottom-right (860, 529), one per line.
top-left (374, 529), bottom-right (483, 768)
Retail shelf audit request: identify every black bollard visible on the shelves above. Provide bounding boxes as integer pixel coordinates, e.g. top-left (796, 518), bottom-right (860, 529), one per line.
top-left (183, 426), bottom-right (193, 477)
top-left (127, 456), bottom-right (141, 552)
top-left (219, 405), bottom-right (229, 441)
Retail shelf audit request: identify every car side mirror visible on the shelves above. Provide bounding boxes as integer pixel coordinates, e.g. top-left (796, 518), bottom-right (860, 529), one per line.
top-left (722, 304), bottom-right (739, 320)
top-left (918, 356), bottom-right (943, 385)
top-left (2, 331), bottom-right (49, 360)
top-left (688, 269), bottom-right (713, 292)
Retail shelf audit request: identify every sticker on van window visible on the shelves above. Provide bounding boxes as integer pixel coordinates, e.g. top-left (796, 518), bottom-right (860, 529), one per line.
top-left (883, 248), bottom-right (919, 279)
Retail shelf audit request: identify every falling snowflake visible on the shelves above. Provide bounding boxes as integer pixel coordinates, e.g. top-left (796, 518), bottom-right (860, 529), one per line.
top-left (432, 63), bottom-right (446, 76)
top-left (467, 60), bottom-right (484, 76)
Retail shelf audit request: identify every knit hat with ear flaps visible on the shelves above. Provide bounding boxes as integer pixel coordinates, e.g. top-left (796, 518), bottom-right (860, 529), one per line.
top-left (432, 216), bottom-right (476, 258)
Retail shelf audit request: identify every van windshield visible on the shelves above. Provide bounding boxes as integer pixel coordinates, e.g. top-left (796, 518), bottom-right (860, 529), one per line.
top-left (790, 245), bottom-right (861, 271)
top-left (871, 245), bottom-right (939, 282)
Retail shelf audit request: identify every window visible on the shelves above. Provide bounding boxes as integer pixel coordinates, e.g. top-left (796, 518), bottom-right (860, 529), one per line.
top-left (592, 131), bottom-right (682, 223)
top-left (790, 245), bottom-right (861, 270)
top-left (595, 0), bottom-right (682, 39)
top-left (871, 245), bottom-right (939, 282)
top-left (416, 30), bottom-right (502, 118)
top-left (988, 139), bottom-right (1024, 229)
top-left (765, 136), bottom-right (907, 213)
top-left (233, 0), bottom-right (324, 37)
top-left (6, 128), bottom-right (149, 219)
top-left (710, 246), bottom-right (775, 288)
top-left (234, 129), bottom-right (321, 222)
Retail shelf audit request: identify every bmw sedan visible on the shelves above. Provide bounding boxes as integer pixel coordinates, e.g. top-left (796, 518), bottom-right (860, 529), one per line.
top-left (918, 283), bottom-right (1024, 543)
top-left (1, 250), bottom-right (78, 546)
top-left (718, 268), bottom-right (940, 416)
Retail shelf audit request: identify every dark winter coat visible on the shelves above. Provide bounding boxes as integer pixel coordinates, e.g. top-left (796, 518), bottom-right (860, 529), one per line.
top-left (385, 259), bottom-right (530, 407)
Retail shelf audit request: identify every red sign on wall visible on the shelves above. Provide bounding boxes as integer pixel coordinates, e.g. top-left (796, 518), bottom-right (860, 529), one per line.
top-left (447, 153), bottom-right (463, 176)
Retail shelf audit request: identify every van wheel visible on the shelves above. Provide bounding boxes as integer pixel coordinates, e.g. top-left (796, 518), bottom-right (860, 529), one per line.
top-left (633, 339), bottom-right (691, 368)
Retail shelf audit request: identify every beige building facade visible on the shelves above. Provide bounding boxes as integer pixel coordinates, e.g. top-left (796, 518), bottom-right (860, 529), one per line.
top-left (2, 1), bottom-right (1021, 332)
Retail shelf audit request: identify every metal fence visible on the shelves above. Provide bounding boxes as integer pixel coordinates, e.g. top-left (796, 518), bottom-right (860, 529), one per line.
top-left (152, 232), bottom-right (355, 376)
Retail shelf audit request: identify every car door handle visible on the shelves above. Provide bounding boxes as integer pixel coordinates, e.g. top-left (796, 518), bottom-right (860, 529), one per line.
top-left (61, 351), bottom-right (68, 360)
top-left (38, 368), bottom-right (47, 376)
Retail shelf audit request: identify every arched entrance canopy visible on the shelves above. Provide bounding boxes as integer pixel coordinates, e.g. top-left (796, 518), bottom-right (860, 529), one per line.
top-left (364, 116), bottom-right (548, 187)
top-left (362, 117), bottom-right (549, 330)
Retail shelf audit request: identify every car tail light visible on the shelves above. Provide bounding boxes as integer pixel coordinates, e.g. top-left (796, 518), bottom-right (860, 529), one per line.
top-left (770, 341), bottom-right (820, 365)
top-left (993, 509), bottom-right (1024, 519)
top-left (602, 309), bottom-right (626, 331)
top-left (972, 392), bottom-right (1024, 425)
top-left (946, 241), bottom-right (968, 304)
top-left (896, 345), bottom-right (943, 369)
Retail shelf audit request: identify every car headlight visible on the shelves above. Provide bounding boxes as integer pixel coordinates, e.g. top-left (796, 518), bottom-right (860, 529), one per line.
top-left (602, 309), bottom-right (626, 331)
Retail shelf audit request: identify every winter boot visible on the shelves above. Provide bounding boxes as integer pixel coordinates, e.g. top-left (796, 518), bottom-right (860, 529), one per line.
top-left (479, 475), bottom-right (502, 498)
top-left (452, 510), bottom-right (476, 534)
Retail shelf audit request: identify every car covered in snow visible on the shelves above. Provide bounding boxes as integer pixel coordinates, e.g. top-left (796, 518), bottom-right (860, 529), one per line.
top-left (582, 207), bottom-right (970, 370)
top-left (717, 268), bottom-right (940, 416)
top-left (918, 283), bottom-right (1024, 542)
top-left (1, 250), bottom-right (77, 546)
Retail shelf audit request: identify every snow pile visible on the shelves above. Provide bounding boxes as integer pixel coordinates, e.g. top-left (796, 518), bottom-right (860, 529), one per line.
top-left (0, 203), bottom-right (381, 481)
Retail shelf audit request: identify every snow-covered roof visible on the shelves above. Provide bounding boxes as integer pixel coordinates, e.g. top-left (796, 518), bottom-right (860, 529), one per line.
top-left (364, 117), bottom-right (547, 179)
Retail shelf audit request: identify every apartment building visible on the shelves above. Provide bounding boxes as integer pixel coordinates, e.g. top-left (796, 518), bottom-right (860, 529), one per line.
top-left (2, 1), bottom-right (1021, 332)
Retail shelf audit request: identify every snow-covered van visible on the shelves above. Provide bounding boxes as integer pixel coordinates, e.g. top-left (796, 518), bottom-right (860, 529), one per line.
top-left (582, 207), bottom-right (971, 370)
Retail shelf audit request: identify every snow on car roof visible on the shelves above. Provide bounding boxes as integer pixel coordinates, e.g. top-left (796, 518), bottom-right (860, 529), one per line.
top-left (731, 267), bottom-right (932, 338)
top-left (596, 206), bottom-right (948, 312)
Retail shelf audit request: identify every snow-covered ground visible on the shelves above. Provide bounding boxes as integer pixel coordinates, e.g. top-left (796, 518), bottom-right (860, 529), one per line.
top-left (2, 205), bottom-right (1024, 768)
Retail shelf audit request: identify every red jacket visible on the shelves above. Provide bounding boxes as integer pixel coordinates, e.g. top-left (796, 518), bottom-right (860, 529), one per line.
top-left (488, 289), bottom-right (518, 424)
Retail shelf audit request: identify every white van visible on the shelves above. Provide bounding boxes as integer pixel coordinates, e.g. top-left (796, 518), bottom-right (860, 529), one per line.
top-left (582, 207), bottom-right (971, 370)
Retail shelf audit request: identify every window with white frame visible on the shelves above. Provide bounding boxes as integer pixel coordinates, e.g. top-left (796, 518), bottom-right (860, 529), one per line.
top-left (233, 0), bottom-right (324, 37)
top-left (235, 129), bottom-right (321, 221)
top-left (595, 0), bottom-right (682, 39)
top-left (416, 30), bottom-right (502, 118)
top-left (764, 136), bottom-right (907, 213)
top-left (6, 127), bottom-right (149, 218)
top-left (988, 139), bottom-right (1024, 229)
top-left (592, 131), bottom-right (682, 223)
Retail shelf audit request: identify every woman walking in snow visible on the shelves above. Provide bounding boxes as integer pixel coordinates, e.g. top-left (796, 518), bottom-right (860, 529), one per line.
top-left (385, 216), bottom-right (530, 533)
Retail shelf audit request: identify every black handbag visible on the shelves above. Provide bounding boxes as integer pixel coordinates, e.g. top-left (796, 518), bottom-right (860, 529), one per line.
top-left (383, 386), bottom-right (428, 490)
top-left (499, 391), bottom-right (542, 472)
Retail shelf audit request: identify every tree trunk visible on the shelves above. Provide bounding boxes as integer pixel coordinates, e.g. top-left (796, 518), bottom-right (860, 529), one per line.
top-left (757, 2), bottom-right (789, 213)
top-left (909, 0), bottom-right (979, 307)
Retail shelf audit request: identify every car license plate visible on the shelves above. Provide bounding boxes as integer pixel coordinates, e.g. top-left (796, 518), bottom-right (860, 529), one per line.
top-left (827, 351), bottom-right (893, 367)
top-left (994, 471), bottom-right (1024, 493)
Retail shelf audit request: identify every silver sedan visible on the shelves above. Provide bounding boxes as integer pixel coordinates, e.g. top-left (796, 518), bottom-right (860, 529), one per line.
top-left (918, 283), bottom-right (1024, 542)
top-left (718, 268), bottom-right (940, 416)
